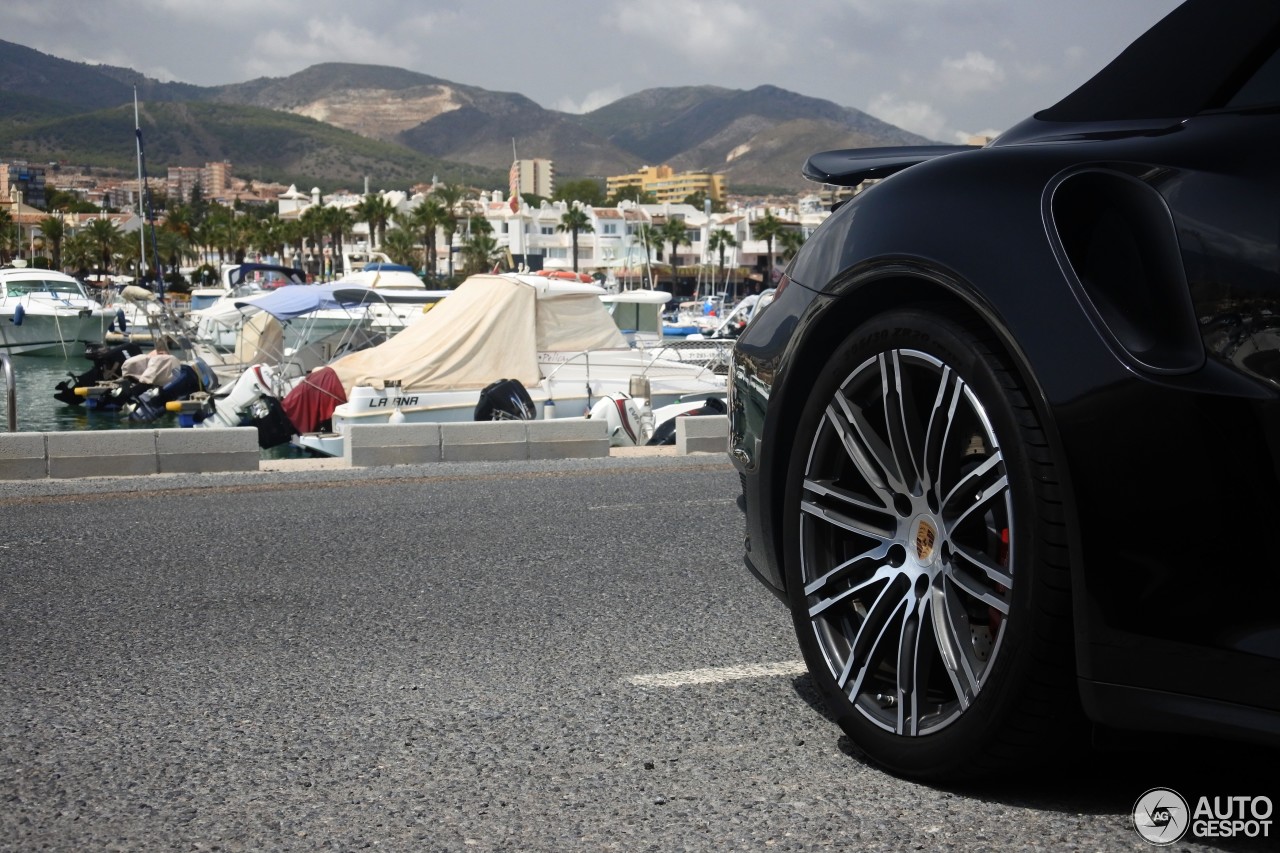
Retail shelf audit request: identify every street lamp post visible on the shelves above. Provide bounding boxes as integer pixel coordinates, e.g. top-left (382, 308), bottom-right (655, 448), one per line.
top-left (9, 187), bottom-right (20, 262)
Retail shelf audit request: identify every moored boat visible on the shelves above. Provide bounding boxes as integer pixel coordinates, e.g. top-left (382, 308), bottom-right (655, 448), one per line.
top-left (0, 265), bottom-right (116, 356)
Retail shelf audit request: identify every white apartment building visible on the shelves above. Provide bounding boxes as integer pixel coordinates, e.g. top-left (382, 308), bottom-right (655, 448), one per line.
top-left (278, 185), bottom-right (829, 295)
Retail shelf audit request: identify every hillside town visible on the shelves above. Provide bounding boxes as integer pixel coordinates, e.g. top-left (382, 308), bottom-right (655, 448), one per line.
top-left (0, 156), bottom-right (848, 300)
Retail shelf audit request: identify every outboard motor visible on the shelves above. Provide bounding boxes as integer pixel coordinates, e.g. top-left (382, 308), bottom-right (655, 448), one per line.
top-left (588, 393), bottom-right (648, 446)
top-left (474, 378), bottom-right (535, 421)
top-left (128, 365), bottom-right (204, 423)
top-left (54, 342), bottom-right (145, 406)
top-left (645, 396), bottom-right (728, 446)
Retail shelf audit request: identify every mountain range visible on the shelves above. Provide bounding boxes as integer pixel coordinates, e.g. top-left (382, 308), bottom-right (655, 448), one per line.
top-left (0, 39), bottom-right (932, 195)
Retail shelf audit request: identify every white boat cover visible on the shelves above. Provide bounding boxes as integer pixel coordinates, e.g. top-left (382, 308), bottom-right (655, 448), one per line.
top-left (327, 274), bottom-right (628, 393)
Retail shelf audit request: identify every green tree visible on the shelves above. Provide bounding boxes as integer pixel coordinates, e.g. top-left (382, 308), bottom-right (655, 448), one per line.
top-left (607, 185), bottom-right (656, 205)
top-left (557, 204), bottom-right (594, 273)
top-left (554, 178), bottom-right (605, 207)
top-left (707, 227), bottom-right (737, 296)
top-left (354, 194), bottom-right (395, 250)
top-left (409, 196), bottom-right (447, 277)
top-left (248, 213), bottom-right (287, 263)
top-left (460, 214), bottom-right (502, 275)
top-left (633, 223), bottom-right (660, 285)
top-left (430, 183), bottom-right (469, 279)
top-left (62, 230), bottom-right (98, 276)
top-left (0, 207), bottom-right (12, 263)
top-left (318, 205), bottom-right (354, 276)
top-left (658, 217), bottom-right (690, 276)
top-left (381, 227), bottom-right (420, 268)
top-left (681, 190), bottom-right (726, 213)
top-left (778, 228), bottom-right (806, 263)
top-left (752, 210), bottom-right (786, 284)
top-left (297, 205), bottom-right (329, 276)
top-left (38, 215), bottom-right (66, 271)
top-left (84, 217), bottom-right (123, 274)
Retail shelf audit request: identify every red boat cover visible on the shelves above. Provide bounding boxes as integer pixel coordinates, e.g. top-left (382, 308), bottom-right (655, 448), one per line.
top-left (282, 367), bottom-right (348, 434)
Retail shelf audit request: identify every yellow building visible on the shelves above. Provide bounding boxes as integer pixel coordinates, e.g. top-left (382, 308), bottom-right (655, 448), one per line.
top-left (607, 165), bottom-right (725, 205)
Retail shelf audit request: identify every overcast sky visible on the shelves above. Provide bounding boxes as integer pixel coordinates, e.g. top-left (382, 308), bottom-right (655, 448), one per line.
top-left (5, 0), bottom-right (1182, 142)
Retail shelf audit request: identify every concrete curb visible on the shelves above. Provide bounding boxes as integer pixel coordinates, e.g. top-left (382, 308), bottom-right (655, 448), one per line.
top-left (0, 416), bottom-right (729, 480)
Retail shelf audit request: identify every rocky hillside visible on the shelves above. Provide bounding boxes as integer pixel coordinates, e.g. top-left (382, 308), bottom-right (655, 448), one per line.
top-left (0, 40), bottom-right (932, 193)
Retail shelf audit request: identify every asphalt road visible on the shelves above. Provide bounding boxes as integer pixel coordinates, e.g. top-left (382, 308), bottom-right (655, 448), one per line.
top-left (1, 456), bottom-right (1275, 852)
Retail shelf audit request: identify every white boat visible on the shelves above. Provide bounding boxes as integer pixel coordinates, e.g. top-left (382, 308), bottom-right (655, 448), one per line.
top-left (601, 289), bottom-right (670, 347)
top-left (281, 273), bottom-right (726, 456)
top-left (0, 265), bottom-right (115, 356)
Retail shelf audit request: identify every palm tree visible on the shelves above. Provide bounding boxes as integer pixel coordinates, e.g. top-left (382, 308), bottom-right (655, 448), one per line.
top-left (317, 206), bottom-right (353, 276)
top-left (460, 215), bottom-right (502, 275)
top-left (62, 230), bottom-right (98, 276)
top-left (634, 223), bottom-right (660, 287)
top-left (160, 204), bottom-right (197, 268)
top-left (778, 229), bottom-right (806, 263)
top-left (707, 227), bottom-right (737, 297)
top-left (354, 194), bottom-right (395, 251)
top-left (297, 205), bottom-right (329, 277)
top-left (381, 227), bottom-right (420, 268)
top-left (431, 183), bottom-right (468, 279)
top-left (752, 210), bottom-right (786, 286)
top-left (0, 207), bottom-right (12, 263)
top-left (84, 217), bottom-right (123, 274)
top-left (410, 196), bottom-right (447, 277)
top-left (249, 213), bottom-right (287, 263)
top-left (659, 217), bottom-right (690, 287)
top-left (556, 204), bottom-right (594, 272)
top-left (38, 215), bottom-right (66, 271)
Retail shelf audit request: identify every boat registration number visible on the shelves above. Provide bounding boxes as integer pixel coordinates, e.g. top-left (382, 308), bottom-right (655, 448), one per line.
top-left (370, 396), bottom-right (420, 408)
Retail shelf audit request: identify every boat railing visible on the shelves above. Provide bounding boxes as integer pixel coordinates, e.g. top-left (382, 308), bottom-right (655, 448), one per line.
top-left (1, 352), bottom-right (15, 432)
top-left (641, 338), bottom-right (736, 375)
top-left (540, 344), bottom-right (721, 388)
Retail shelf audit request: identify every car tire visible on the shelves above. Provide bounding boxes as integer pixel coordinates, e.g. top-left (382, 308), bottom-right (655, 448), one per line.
top-left (782, 307), bottom-right (1076, 781)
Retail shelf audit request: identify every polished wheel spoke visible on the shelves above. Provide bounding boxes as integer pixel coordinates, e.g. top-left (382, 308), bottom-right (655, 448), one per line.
top-left (950, 544), bottom-right (1013, 603)
top-left (942, 453), bottom-right (1007, 530)
top-left (805, 560), bottom-right (896, 618)
top-left (932, 580), bottom-right (982, 705)
top-left (922, 367), bottom-right (964, 497)
top-left (896, 595), bottom-right (934, 736)
top-left (837, 583), bottom-right (909, 702)
top-left (952, 540), bottom-right (1014, 587)
top-left (828, 391), bottom-right (907, 498)
top-left (882, 351), bottom-right (925, 495)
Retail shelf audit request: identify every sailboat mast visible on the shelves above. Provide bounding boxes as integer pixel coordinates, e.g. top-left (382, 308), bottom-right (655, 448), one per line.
top-left (134, 88), bottom-right (146, 279)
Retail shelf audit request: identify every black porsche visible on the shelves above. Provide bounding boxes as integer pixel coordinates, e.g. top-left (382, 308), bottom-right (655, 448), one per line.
top-left (729, 0), bottom-right (1280, 781)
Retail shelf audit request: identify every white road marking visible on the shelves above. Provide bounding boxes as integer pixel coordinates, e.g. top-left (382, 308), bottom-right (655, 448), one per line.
top-left (629, 660), bottom-right (808, 688)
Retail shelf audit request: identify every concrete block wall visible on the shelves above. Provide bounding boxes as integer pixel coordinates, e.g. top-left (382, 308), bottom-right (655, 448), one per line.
top-left (0, 432), bottom-right (47, 480)
top-left (345, 419), bottom-right (611, 467)
top-left (345, 423), bottom-right (442, 468)
top-left (0, 427), bottom-right (260, 480)
top-left (0, 415), bottom-right (728, 480)
top-left (675, 414), bottom-right (729, 455)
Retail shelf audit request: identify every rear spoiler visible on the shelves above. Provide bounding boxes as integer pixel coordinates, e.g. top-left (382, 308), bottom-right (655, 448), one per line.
top-left (803, 145), bottom-right (982, 187)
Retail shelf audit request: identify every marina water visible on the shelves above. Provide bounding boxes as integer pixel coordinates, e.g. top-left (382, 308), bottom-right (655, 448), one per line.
top-left (0, 354), bottom-right (301, 458)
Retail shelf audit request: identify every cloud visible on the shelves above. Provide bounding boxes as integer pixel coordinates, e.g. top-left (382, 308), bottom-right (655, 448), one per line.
top-left (612, 0), bottom-right (767, 64)
top-left (868, 93), bottom-right (948, 140)
top-left (554, 86), bottom-right (625, 115)
top-left (243, 15), bottom-right (422, 81)
top-left (937, 51), bottom-right (1005, 95)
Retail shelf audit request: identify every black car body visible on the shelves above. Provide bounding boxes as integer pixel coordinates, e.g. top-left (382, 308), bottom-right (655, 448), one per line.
top-left (730, 0), bottom-right (1280, 780)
